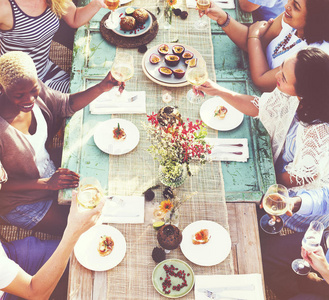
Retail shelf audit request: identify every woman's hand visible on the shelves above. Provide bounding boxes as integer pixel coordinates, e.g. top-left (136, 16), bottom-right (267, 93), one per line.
top-left (66, 190), bottom-right (105, 237)
top-left (98, 71), bottom-right (125, 93)
top-left (302, 246), bottom-right (329, 278)
top-left (197, 79), bottom-right (221, 96)
top-left (199, 1), bottom-right (227, 24)
top-left (45, 168), bottom-right (80, 190)
top-left (248, 19), bottom-right (274, 39)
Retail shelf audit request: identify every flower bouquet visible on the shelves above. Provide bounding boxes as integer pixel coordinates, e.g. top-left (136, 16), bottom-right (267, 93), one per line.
top-left (143, 107), bottom-right (212, 187)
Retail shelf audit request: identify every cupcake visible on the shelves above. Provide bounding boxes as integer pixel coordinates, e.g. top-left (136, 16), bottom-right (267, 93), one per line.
top-left (132, 8), bottom-right (149, 24)
top-left (120, 16), bottom-right (136, 31)
top-left (157, 224), bottom-right (182, 250)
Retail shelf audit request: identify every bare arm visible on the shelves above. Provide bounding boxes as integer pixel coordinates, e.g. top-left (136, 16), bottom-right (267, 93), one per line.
top-left (0, 0), bottom-right (13, 30)
top-left (69, 71), bottom-right (122, 112)
top-left (62, 0), bottom-right (106, 28)
top-left (197, 79), bottom-right (259, 117)
top-left (2, 193), bottom-right (104, 300)
top-left (238, 0), bottom-right (260, 12)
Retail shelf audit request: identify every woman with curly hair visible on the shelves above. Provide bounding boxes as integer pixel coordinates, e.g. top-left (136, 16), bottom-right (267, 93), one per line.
top-left (0, 0), bottom-right (106, 92)
top-left (200, 0), bottom-right (329, 92)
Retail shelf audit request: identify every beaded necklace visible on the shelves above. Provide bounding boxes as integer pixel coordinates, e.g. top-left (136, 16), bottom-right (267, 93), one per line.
top-left (272, 28), bottom-right (303, 59)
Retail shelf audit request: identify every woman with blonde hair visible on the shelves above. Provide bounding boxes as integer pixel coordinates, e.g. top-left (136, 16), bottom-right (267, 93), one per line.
top-left (0, 0), bottom-right (107, 92)
top-left (0, 51), bottom-right (122, 235)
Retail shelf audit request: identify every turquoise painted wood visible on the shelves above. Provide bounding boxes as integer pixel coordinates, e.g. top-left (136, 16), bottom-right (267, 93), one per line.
top-left (59, 0), bottom-right (275, 204)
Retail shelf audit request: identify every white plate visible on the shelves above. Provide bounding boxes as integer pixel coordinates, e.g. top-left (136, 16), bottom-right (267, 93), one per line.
top-left (200, 97), bottom-right (244, 131)
top-left (180, 220), bottom-right (231, 266)
top-left (142, 43), bottom-right (203, 87)
top-left (74, 224), bottom-right (126, 271)
top-left (93, 118), bottom-right (140, 155)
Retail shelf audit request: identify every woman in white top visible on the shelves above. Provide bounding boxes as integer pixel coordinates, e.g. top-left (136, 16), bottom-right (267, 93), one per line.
top-left (201, 0), bottom-right (329, 92)
top-left (0, 163), bottom-right (104, 300)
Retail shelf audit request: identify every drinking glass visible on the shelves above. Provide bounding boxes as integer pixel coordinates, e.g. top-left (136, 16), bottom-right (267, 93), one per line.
top-left (195, 0), bottom-right (211, 30)
top-left (260, 184), bottom-right (289, 234)
top-left (77, 177), bottom-right (104, 210)
top-left (104, 0), bottom-right (120, 30)
top-left (111, 53), bottom-right (134, 98)
top-left (291, 221), bottom-right (324, 275)
top-left (185, 58), bottom-right (208, 104)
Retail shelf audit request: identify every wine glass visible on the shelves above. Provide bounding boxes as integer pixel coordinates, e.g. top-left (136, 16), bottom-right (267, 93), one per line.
top-left (260, 184), bottom-right (289, 234)
top-left (195, 0), bottom-right (211, 30)
top-left (77, 177), bottom-right (104, 210)
top-left (185, 58), bottom-right (208, 104)
top-left (104, 0), bottom-right (120, 30)
top-left (291, 221), bottom-right (324, 275)
top-left (111, 53), bottom-right (134, 98)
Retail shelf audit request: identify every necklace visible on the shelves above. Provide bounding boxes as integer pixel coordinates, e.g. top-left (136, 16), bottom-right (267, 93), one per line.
top-left (272, 28), bottom-right (303, 59)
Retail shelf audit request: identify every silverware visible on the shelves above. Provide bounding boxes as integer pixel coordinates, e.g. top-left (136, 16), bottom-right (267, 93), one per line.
top-left (212, 151), bottom-right (243, 155)
top-left (128, 94), bottom-right (138, 102)
top-left (198, 284), bottom-right (255, 299)
top-left (202, 289), bottom-right (244, 299)
top-left (216, 143), bottom-right (243, 147)
top-left (215, 0), bottom-right (229, 3)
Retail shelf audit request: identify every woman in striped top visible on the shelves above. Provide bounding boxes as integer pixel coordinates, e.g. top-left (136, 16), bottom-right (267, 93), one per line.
top-left (0, 0), bottom-right (106, 93)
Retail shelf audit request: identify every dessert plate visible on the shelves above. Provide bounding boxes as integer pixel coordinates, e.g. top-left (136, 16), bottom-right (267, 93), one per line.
top-left (142, 43), bottom-right (203, 87)
top-left (108, 6), bottom-right (152, 37)
top-left (180, 220), bottom-right (231, 266)
top-left (152, 259), bottom-right (195, 298)
top-left (74, 224), bottom-right (126, 271)
top-left (94, 118), bottom-right (140, 155)
top-left (200, 97), bottom-right (244, 131)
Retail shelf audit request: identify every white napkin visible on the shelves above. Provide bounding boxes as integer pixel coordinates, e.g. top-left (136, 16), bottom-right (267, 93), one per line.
top-left (195, 274), bottom-right (265, 300)
top-left (89, 90), bottom-right (146, 114)
top-left (186, 0), bottom-right (235, 9)
top-left (101, 195), bottom-right (144, 224)
top-left (206, 138), bottom-right (249, 162)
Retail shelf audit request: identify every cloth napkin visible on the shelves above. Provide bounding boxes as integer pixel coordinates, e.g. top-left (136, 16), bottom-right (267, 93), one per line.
top-left (89, 90), bottom-right (146, 114)
top-left (206, 138), bottom-right (249, 162)
top-left (100, 195), bottom-right (144, 224)
top-left (186, 0), bottom-right (235, 9)
top-left (194, 274), bottom-right (265, 300)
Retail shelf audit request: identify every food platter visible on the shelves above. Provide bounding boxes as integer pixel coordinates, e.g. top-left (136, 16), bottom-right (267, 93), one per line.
top-left (106, 6), bottom-right (152, 38)
top-left (74, 225), bottom-right (126, 271)
top-left (152, 259), bottom-right (195, 298)
top-left (93, 118), bottom-right (140, 155)
top-left (200, 97), bottom-right (244, 131)
top-left (180, 220), bottom-right (231, 266)
top-left (142, 43), bottom-right (203, 87)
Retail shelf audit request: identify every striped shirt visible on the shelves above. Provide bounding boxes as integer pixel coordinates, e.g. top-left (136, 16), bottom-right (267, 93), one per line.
top-left (278, 115), bottom-right (329, 232)
top-left (0, 0), bottom-right (70, 92)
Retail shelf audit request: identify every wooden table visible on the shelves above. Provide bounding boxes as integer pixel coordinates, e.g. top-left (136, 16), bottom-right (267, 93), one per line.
top-left (62, 0), bottom-right (273, 299)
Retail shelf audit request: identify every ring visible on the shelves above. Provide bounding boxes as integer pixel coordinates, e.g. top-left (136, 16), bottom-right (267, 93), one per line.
top-left (288, 6), bottom-right (291, 9)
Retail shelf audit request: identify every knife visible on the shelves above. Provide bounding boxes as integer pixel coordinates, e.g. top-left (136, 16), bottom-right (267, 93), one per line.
top-left (211, 151), bottom-right (243, 156)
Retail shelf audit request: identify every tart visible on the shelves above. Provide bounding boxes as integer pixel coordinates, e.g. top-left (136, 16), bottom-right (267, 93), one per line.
top-left (192, 229), bottom-right (211, 245)
top-left (214, 105), bottom-right (228, 119)
top-left (113, 123), bottom-right (127, 140)
top-left (97, 235), bottom-right (114, 257)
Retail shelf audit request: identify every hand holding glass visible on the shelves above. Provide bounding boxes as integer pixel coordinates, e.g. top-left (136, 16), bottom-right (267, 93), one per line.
top-left (104, 0), bottom-right (120, 30)
top-left (77, 177), bottom-right (104, 210)
top-left (186, 58), bottom-right (208, 104)
top-left (291, 221), bottom-right (324, 275)
top-left (111, 53), bottom-right (134, 98)
top-left (260, 184), bottom-right (289, 234)
top-left (195, 0), bottom-right (210, 30)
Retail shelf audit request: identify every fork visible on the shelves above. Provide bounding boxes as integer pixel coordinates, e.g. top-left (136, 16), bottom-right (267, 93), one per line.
top-left (128, 94), bottom-right (138, 102)
top-left (203, 289), bottom-right (244, 300)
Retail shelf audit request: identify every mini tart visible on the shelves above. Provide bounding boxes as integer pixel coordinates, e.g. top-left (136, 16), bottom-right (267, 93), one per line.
top-left (214, 105), bottom-right (228, 119)
top-left (113, 124), bottom-right (127, 140)
top-left (192, 229), bottom-right (211, 245)
top-left (97, 235), bottom-right (114, 257)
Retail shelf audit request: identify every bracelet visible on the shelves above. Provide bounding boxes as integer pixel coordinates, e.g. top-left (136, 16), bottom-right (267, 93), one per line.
top-left (217, 12), bottom-right (230, 28)
top-left (248, 36), bottom-right (260, 39)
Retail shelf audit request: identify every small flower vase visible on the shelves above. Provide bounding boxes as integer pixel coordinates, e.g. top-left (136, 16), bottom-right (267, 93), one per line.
top-left (165, 208), bottom-right (179, 226)
top-left (158, 163), bottom-right (187, 188)
top-left (164, 4), bottom-right (173, 29)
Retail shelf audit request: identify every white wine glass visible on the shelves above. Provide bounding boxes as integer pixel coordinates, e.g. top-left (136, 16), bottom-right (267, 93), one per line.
top-left (111, 53), bottom-right (134, 98)
top-left (77, 177), bottom-right (104, 210)
top-left (186, 58), bottom-right (208, 104)
top-left (104, 0), bottom-right (120, 30)
top-left (195, 0), bottom-right (211, 30)
top-left (260, 184), bottom-right (289, 234)
top-left (291, 221), bottom-right (324, 275)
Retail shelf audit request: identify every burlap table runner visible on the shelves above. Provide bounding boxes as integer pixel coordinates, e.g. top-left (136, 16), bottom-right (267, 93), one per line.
top-left (106, 0), bottom-right (233, 298)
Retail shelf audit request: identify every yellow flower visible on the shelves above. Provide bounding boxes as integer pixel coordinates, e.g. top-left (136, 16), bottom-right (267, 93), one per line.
top-left (167, 0), bottom-right (177, 6)
top-left (160, 200), bottom-right (173, 213)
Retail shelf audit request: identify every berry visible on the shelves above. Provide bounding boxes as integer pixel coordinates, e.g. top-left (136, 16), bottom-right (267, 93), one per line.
top-left (138, 45), bottom-right (148, 53)
top-left (173, 8), bottom-right (182, 16)
top-left (180, 11), bottom-right (188, 20)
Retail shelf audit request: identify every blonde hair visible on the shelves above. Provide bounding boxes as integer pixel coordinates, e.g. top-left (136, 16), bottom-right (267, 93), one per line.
top-left (0, 51), bottom-right (38, 91)
top-left (46, 0), bottom-right (70, 18)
